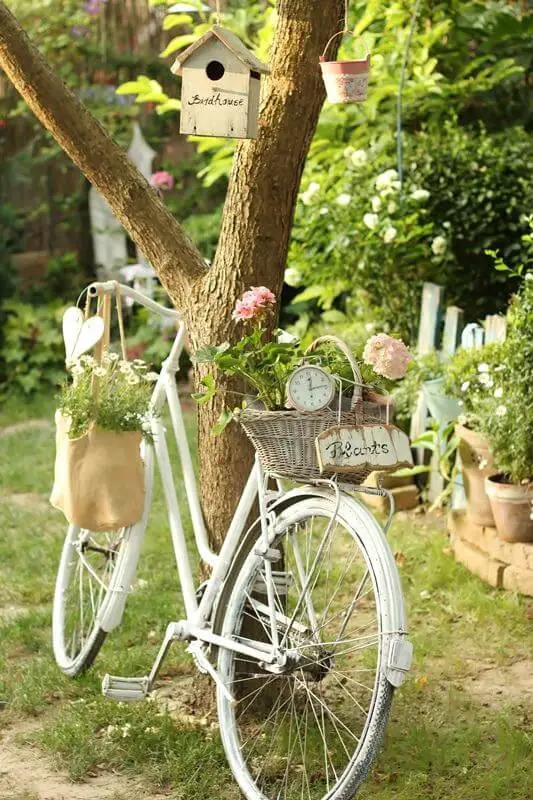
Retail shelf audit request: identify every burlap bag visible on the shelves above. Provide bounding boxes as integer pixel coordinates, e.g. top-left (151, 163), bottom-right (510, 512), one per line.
top-left (50, 287), bottom-right (145, 531)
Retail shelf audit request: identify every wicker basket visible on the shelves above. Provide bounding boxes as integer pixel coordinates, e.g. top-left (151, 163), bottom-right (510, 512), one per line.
top-left (238, 336), bottom-right (392, 485)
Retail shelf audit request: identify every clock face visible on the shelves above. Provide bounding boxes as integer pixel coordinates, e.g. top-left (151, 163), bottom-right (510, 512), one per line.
top-left (287, 365), bottom-right (336, 412)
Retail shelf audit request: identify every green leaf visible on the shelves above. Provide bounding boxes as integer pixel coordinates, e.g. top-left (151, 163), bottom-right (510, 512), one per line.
top-left (211, 409), bottom-right (235, 435)
top-left (392, 465), bottom-right (431, 477)
top-left (156, 99), bottom-right (182, 115)
top-left (160, 33), bottom-right (198, 59)
top-left (163, 13), bottom-right (193, 30)
top-left (191, 374), bottom-right (216, 405)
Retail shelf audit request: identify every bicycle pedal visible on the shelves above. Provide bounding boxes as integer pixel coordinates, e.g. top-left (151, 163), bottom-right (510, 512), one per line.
top-left (102, 674), bottom-right (150, 702)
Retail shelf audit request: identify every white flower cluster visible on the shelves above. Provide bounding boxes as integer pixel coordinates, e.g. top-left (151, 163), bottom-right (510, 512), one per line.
top-left (68, 352), bottom-right (159, 386)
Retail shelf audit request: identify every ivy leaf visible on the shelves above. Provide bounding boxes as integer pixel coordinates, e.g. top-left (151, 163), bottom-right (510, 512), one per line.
top-left (162, 13), bottom-right (193, 30)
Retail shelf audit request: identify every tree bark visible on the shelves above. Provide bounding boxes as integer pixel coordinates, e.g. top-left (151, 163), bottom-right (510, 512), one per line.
top-left (0, 0), bottom-right (344, 549)
top-left (190, 0), bottom-right (344, 548)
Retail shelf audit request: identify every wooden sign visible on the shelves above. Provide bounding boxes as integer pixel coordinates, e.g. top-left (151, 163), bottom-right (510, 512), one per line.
top-left (171, 26), bottom-right (269, 139)
top-left (316, 424), bottom-right (413, 475)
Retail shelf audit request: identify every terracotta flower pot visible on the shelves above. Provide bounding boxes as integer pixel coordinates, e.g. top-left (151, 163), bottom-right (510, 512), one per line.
top-left (456, 424), bottom-right (495, 527)
top-left (319, 55), bottom-right (370, 104)
top-left (485, 474), bottom-right (533, 543)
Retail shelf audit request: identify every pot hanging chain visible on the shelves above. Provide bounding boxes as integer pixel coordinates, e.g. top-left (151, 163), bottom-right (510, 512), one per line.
top-left (215, 0), bottom-right (221, 25)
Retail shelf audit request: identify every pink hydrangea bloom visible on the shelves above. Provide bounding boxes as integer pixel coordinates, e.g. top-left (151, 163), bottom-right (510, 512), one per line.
top-left (232, 286), bottom-right (276, 322)
top-left (150, 171), bottom-right (175, 191)
top-left (363, 333), bottom-right (412, 380)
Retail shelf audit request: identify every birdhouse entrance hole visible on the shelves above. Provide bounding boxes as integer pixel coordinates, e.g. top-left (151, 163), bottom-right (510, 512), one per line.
top-left (206, 60), bottom-right (225, 81)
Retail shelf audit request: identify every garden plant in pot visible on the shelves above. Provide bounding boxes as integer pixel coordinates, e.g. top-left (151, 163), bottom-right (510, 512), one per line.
top-left (193, 287), bottom-right (412, 482)
top-left (479, 276), bottom-right (533, 543)
top-left (444, 343), bottom-right (505, 527)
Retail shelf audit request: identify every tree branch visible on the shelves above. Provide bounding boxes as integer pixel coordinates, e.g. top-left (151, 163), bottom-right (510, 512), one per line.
top-left (0, 0), bottom-right (207, 303)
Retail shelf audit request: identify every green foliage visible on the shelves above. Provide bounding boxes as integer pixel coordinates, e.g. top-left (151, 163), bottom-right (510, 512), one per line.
top-left (0, 301), bottom-right (65, 397)
top-left (290, 156), bottom-right (445, 342)
top-left (410, 123), bottom-right (533, 320)
top-left (58, 354), bottom-right (156, 440)
top-left (193, 327), bottom-right (302, 413)
top-left (444, 341), bottom-right (506, 422)
top-left (477, 276), bottom-right (533, 483)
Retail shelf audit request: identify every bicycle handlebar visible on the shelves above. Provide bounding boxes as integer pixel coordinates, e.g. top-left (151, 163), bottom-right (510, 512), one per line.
top-left (87, 280), bottom-right (182, 321)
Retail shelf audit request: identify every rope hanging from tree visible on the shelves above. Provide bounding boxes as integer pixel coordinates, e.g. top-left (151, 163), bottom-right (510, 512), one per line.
top-left (216, 0), bottom-right (221, 25)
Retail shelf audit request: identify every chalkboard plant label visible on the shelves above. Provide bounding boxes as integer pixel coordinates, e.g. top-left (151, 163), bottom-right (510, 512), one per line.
top-left (171, 26), bottom-right (270, 139)
top-left (316, 424), bottom-right (413, 474)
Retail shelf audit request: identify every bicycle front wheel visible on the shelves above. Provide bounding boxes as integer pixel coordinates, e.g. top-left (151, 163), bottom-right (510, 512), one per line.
top-left (217, 494), bottom-right (399, 800)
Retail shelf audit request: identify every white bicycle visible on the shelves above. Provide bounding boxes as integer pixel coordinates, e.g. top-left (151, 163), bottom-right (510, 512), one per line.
top-left (52, 280), bottom-right (412, 800)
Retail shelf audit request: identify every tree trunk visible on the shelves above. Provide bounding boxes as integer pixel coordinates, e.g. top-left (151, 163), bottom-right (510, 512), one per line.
top-left (0, 0), bottom-right (344, 549)
top-left (190, 0), bottom-right (344, 548)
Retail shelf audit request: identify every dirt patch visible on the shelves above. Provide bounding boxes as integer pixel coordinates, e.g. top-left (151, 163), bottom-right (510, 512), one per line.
top-left (0, 718), bottom-right (167, 800)
top-left (0, 493), bottom-right (51, 513)
top-left (465, 659), bottom-right (533, 708)
top-left (0, 421), bottom-right (52, 439)
top-left (151, 675), bottom-right (218, 729)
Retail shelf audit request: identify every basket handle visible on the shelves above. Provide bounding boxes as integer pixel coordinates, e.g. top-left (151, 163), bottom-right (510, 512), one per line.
top-left (321, 30), bottom-right (370, 62)
top-left (304, 335), bottom-right (363, 409)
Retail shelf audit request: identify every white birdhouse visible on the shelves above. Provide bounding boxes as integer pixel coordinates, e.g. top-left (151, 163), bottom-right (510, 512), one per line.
top-left (171, 25), bottom-right (270, 139)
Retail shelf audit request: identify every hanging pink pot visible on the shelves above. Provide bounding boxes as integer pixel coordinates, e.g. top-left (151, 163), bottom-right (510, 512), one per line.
top-left (320, 32), bottom-right (370, 104)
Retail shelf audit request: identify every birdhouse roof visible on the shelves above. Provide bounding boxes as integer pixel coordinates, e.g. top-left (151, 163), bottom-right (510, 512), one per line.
top-left (171, 25), bottom-right (270, 76)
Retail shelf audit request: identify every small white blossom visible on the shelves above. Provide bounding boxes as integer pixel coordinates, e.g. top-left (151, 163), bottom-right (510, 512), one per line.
top-left (478, 373), bottom-right (493, 388)
top-left (106, 725), bottom-right (117, 737)
top-left (363, 213), bottom-right (379, 230)
top-left (365, 322), bottom-right (375, 332)
top-left (383, 226), bottom-right (397, 244)
top-left (431, 236), bottom-right (447, 256)
top-left (351, 149), bottom-right (368, 167)
top-left (357, 259), bottom-right (366, 270)
top-left (494, 387), bottom-right (503, 398)
top-left (411, 188), bottom-right (430, 201)
top-left (284, 267), bottom-right (301, 287)
top-left (319, 206), bottom-right (329, 215)
top-left (343, 146), bottom-right (354, 158)
top-left (137, 578), bottom-right (148, 589)
top-left (479, 458), bottom-right (488, 470)
top-left (122, 723), bottom-right (132, 738)
top-left (119, 360), bottom-right (132, 374)
top-left (525, 272), bottom-right (533, 281)
top-left (336, 193), bottom-right (352, 207)
top-left (144, 372), bottom-right (159, 382)
top-left (94, 367), bottom-right (107, 378)
top-left (461, 381), bottom-right (470, 392)
top-left (375, 168), bottom-right (399, 191)
top-left (80, 355), bottom-right (97, 367)
top-left (126, 374), bottom-right (140, 386)
top-left (478, 363), bottom-right (490, 373)
top-left (371, 196), bottom-right (382, 212)
top-left (387, 201), bottom-right (397, 214)
top-left (71, 364), bottom-right (84, 377)
top-left (301, 181), bottom-right (320, 205)
top-left (496, 405), bottom-right (507, 417)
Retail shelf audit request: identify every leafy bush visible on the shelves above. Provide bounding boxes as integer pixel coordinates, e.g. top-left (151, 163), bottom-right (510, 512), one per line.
top-left (410, 123), bottom-right (533, 320)
top-left (289, 154), bottom-right (447, 342)
top-left (444, 341), bottom-right (506, 423)
top-left (0, 302), bottom-right (65, 397)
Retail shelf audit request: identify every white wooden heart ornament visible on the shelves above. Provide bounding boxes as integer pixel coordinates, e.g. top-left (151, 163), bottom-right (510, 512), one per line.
top-left (62, 308), bottom-right (104, 363)
top-left (62, 307), bottom-right (84, 362)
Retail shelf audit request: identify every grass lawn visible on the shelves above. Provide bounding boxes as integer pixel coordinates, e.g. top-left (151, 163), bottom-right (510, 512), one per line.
top-left (0, 393), bottom-right (532, 800)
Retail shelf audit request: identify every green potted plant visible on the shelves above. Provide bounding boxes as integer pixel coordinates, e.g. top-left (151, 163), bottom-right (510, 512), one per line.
top-left (480, 277), bottom-right (533, 542)
top-left (444, 342), bottom-right (505, 527)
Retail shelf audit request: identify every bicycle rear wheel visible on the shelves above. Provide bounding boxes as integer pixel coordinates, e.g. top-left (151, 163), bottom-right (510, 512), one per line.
top-left (52, 444), bottom-right (154, 676)
top-left (216, 494), bottom-right (400, 800)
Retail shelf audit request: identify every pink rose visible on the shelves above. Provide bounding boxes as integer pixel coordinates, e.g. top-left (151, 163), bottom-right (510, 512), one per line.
top-left (232, 286), bottom-right (276, 323)
top-left (363, 333), bottom-right (412, 380)
top-left (150, 171), bottom-right (174, 191)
